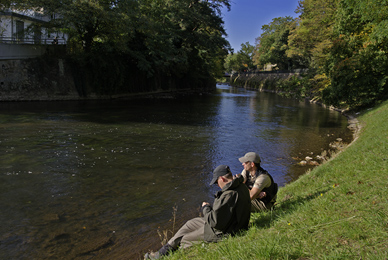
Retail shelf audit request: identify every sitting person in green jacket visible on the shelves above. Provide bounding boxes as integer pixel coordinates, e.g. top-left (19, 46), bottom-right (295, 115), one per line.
top-left (238, 152), bottom-right (278, 212)
top-left (144, 165), bottom-right (251, 259)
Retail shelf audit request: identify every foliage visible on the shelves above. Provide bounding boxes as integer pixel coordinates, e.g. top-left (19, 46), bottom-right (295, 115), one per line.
top-left (128, 0), bottom-right (230, 78)
top-left (276, 75), bottom-right (311, 99)
top-left (224, 53), bottom-right (240, 73)
top-left (323, 0), bottom-right (388, 109)
top-left (287, 0), bottom-right (339, 70)
top-left (224, 42), bottom-right (255, 72)
top-left (246, 0), bottom-right (387, 110)
top-left (253, 16), bottom-right (297, 70)
top-left (3, 0), bottom-right (231, 92)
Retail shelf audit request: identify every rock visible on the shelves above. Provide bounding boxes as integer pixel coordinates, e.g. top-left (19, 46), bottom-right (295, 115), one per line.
top-left (305, 156), bottom-right (313, 161)
top-left (308, 161), bottom-right (319, 166)
top-left (298, 160), bottom-right (307, 166)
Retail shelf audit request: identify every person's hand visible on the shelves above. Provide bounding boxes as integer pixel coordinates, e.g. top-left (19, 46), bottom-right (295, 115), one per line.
top-left (202, 202), bottom-right (210, 207)
top-left (233, 174), bottom-right (241, 179)
top-left (258, 191), bottom-right (266, 199)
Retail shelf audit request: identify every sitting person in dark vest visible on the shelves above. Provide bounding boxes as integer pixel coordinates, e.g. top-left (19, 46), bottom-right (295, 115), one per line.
top-left (144, 165), bottom-right (251, 259)
top-left (237, 152), bottom-right (278, 212)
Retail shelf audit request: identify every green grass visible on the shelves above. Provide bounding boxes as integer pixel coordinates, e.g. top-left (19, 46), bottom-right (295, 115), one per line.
top-left (166, 100), bottom-right (388, 260)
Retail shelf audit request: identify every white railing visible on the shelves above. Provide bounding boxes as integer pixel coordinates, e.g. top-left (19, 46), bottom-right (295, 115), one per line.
top-left (0, 36), bottom-right (66, 45)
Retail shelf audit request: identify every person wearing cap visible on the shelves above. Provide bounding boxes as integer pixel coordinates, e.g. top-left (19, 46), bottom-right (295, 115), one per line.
top-left (144, 165), bottom-right (251, 259)
top-left (238, 152), bottom-right (278, 212)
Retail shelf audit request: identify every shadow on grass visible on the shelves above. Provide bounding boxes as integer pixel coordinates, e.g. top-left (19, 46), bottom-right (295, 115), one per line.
top-left (251, 188), bottom-right (331, 228)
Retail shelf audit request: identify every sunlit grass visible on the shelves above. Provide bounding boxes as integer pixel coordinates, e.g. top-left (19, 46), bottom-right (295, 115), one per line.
top-left (166, 100), bottom-right (388, 259)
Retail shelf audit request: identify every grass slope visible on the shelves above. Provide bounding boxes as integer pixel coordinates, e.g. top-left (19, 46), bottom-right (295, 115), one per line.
top-left (167, 100), bottom-right (388, 260)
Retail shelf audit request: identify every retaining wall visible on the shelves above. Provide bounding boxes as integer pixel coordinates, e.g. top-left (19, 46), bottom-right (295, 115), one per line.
top-left (0, 57), bottom-right (80, 101)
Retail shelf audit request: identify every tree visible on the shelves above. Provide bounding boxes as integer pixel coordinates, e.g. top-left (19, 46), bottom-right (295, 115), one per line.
top-left (128, 0), bottom-right (230, 78)
top-left (253, 16), bottom-right (296, 70)
top-left (323, 0), bottom-right (388, 108)
top-left (4, 0), bottom-right (232, 93)
top-left (5, 0), bottom-right (134, 53)
top-left (224, 53), bottom-right (240, 72)
top-left (238, 42), bottom-right (255, 70)
top-left (286, 0), bottom-right (339, 70)
top-left (224, 42), bottom-right (255, 72)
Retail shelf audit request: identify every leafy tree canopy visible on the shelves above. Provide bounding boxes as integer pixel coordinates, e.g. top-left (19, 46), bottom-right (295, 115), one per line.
top-left (323, 0), bottom-right (388, 109)
top-left (3, 0), bottom-right (231, 80)
top-left (286, 0), bottom-right (339, 70)
top-left (253, 16), bottom-right (296, 70)
top-left (243, 0), bottom-right (387, 109)
top-left (224, 42), bottom-right (255, 72)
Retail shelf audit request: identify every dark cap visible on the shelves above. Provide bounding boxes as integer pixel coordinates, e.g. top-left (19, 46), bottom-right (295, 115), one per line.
top-left (209, 165), bottom-right (231, 185)
top-left (238, 152), bottom-right (261, 163)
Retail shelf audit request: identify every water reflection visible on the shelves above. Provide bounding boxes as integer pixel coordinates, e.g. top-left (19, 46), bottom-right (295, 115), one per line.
top-left (0, 85), bottom-right (352, 259)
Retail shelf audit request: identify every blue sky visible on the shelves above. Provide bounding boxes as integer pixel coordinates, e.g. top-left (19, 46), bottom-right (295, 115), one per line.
top-left (222, 0), bottom-right (300, 52)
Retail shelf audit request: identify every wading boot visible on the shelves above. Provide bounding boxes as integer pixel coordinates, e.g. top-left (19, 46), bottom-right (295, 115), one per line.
top-left (144, 243), bottom-right (174, 259)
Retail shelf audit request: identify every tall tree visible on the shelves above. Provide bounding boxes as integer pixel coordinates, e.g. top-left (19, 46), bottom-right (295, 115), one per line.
top-left (239, 42), bottom-right (255, 70)
top-left (287, 0), bottom-right (339, 70)
top-left (131, 0), bottom-right (230, 77)
top-left (253, 16), bottom-right (296, 70)
top-left (224, 42), bottom-right (255, 72)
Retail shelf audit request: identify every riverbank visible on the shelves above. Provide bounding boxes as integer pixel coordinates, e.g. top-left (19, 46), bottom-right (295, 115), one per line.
top-left (164, 100), bottom-right (388, 259)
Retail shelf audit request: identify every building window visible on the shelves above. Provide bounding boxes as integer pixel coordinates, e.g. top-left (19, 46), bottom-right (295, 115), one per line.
top-left (16, 20), bottom-right (24, 42)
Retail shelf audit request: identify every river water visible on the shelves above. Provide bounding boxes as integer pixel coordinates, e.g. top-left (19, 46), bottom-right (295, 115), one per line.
top-left (0, 85), bottom-right (352, 259)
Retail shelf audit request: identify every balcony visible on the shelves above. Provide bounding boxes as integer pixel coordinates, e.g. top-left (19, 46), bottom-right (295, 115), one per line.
top-left (0, 36), bottom-right (66, 45)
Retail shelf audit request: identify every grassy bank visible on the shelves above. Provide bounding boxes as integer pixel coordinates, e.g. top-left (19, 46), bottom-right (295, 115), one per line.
top-left (166, 100), bottom-right (388, 259)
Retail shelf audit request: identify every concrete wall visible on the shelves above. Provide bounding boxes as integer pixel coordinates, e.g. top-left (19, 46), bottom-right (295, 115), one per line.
top-left (0, 43), bottom-right (50, 59)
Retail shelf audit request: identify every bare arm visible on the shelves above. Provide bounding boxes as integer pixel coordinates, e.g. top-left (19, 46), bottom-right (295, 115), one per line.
top-left (249, 174), bottom-right (270, 200)
top-left (250, 187), bottom-right (266, 200)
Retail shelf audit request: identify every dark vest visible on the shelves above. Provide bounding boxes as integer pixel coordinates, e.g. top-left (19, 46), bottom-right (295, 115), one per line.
top-left (245, 167), bottom-right (278, 205)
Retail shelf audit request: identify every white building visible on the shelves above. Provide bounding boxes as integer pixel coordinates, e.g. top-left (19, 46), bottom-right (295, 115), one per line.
top-left (0, 7), bottom-right (67, 59)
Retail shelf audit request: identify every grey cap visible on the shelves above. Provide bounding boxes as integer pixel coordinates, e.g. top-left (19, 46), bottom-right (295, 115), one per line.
top-left (238, 152), bottom-right (261, 163)
top-left (209, 165), bottom-right (231, 185)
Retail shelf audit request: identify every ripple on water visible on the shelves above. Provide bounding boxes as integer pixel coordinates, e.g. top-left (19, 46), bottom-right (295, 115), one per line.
top-left (0, 89), bottom-right (353, 259)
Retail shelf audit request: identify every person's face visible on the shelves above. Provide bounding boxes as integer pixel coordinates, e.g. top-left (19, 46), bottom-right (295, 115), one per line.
top-left (216, 176), bottom-right (222, 188)
top-left (216, 176), bottom-right (225, 189)
top-left (242, 161), bottom-right (254, 171)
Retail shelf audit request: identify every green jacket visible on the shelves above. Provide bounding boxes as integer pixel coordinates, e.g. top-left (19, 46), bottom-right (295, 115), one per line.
top-left (202, 176), bottom-right (251, 242)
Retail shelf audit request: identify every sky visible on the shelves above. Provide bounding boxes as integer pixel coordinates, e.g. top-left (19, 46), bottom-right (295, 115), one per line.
top-left (221, 0), bottom-right (301, 52)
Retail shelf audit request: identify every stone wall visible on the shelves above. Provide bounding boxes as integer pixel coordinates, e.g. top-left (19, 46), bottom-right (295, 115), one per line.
top-left (229, 70), bottom-right (304, 92)
top-left (231, 71), bottom-right (302, 86)
top-left (0, 57), bottom-right (80, 101)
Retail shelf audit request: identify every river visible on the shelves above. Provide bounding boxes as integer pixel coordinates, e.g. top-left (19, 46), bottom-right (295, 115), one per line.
top-left (0, 84), bottom-right (353, 259)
